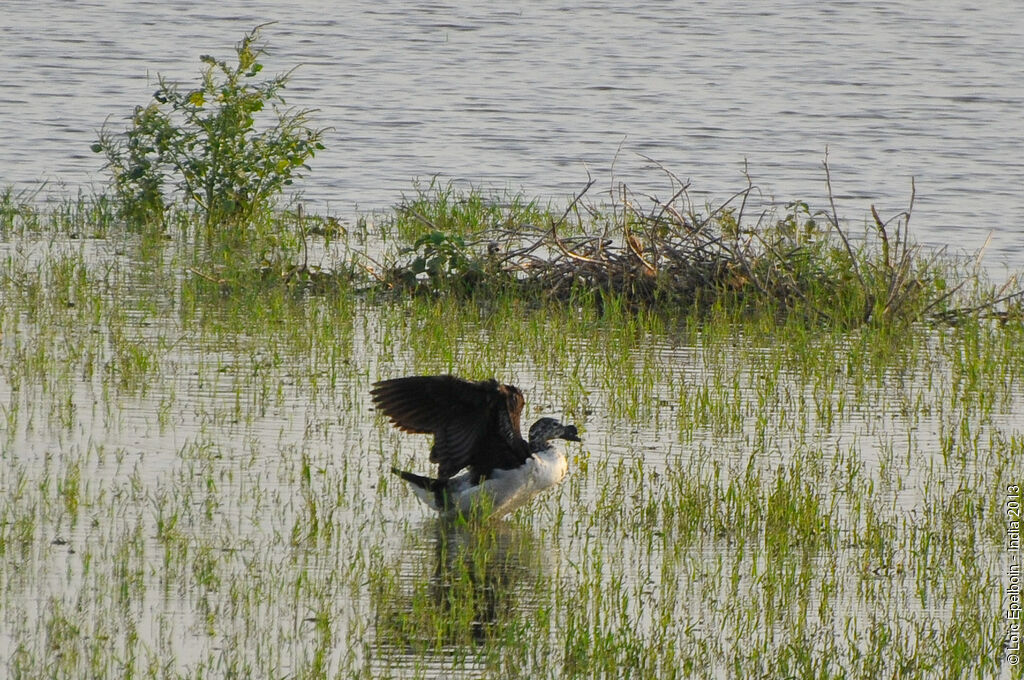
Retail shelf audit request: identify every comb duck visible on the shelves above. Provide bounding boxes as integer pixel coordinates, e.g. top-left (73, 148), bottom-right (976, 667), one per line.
top-left (371, 375), bottom-right (580, 519)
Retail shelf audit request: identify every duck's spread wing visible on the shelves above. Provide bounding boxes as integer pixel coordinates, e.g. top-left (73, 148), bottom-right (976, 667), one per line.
top-left (371, 375), bottom-right (525, 479)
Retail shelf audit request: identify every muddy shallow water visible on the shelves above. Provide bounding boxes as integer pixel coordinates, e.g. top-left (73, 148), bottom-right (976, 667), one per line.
top-left (0, 232), bottom-right (1020, 677)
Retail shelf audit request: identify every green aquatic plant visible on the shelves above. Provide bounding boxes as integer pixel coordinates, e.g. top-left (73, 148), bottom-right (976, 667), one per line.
top-left (399, 230), bottom-right (481, 292)
top-left (93, 25), bottom-right (326, 255)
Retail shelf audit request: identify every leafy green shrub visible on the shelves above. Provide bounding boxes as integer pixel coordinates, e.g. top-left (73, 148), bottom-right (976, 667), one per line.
top-left (392, 231), bottom-right (485, 292)
top-left (93, 25), bottom-right (326, 254)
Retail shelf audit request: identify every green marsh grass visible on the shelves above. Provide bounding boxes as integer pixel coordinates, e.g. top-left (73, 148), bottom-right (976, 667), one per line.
top-left (1, 190), bottom-right (1021, 678)
top-left (394, 177), bottom-right (550, 243)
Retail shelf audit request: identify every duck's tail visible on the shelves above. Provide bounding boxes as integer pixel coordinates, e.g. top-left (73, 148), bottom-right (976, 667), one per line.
top-left (391, 467), bottom-right (447, 510)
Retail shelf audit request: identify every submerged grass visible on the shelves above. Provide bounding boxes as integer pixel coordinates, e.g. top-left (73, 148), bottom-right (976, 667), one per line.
top-left (0, 184), bottom-right (1022, 678)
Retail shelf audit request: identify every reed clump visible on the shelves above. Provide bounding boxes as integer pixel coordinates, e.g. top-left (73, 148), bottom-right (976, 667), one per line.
top-left (376, 166), bottom-right (1022, 329)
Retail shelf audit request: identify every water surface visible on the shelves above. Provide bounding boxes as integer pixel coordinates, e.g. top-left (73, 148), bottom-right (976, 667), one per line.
top-left (2, 0), bottom-right (1022, 270)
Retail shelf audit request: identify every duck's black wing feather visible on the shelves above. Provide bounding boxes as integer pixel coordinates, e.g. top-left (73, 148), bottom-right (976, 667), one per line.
top-left (371, 375), bottom-right (529, 479)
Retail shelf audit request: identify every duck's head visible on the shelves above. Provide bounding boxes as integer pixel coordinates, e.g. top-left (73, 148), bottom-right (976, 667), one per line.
top-left (528, 417), bottom-right (581, 451)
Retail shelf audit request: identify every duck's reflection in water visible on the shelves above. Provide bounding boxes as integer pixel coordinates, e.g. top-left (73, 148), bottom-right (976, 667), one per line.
top-left (372, 518), bottom-right (547, 658)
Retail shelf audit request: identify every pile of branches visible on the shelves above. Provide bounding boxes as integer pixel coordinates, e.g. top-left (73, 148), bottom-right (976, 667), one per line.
top-left (483, 176), bottom-right (779, 309)
top-left (378, 161), bottom-right (1022, 327)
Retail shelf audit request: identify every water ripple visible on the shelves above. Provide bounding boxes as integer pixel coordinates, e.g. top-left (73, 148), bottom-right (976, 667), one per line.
top-left (1, 0), bottom-right (1022, 268)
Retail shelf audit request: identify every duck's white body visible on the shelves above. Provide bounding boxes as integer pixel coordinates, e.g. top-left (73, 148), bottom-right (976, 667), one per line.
top-left (407, 445), bottom-right (569, 519)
